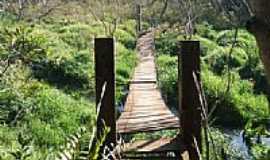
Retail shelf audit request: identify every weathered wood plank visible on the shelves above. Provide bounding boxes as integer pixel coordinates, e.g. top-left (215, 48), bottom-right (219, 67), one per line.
top-left (123, 137), bottom-right (181, 153)
top-left (116, 32), bottom-right (179, 134)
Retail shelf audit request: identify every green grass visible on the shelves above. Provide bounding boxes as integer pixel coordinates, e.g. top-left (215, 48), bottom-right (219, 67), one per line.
top-left (202, 70), bottom-right (269, 126)
top-left (0, 14), bottom-right (138, 158)
top-left (155, 24), bottom-right (269, 127)
top-left (156, 54), bottom-right (178, 107)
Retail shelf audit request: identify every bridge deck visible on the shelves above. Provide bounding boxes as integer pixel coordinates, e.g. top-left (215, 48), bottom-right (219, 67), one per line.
top-left (116, 32), bottom-right (180, 134)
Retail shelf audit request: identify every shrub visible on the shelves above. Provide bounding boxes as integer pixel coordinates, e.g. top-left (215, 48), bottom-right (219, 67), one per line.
top-left (202, 70), bottom-right (269, 126)
top-left (250, 144), bottom-right (270, 160)
top-left (205, 128), bottom-right (246, 160)
top-left (155, 32), bottom-right (179, 56)
top-left (32, 49), bottom-right (95, 97)
top-left (114, 29), bottom-right (136, 49)
top-left (155, 27), bottom-right (269, 127)
top-left (196, 35), bottom-right (218, 57)
top-left (57, 23), bottom-right (95, 50)
top-left (27, 85), bottom-right (94, 147)
top-left (0, 11), bottom-right (138, 159)
top-left (0, 26), bottom-right (47, 65)
top-left (216, 29), bottom-right (257, 50)
top-left (196, 22), bottom-right (217, 40)
top-left (118, 20), bottom-right (136, 37)
top-left (116, 43), bottom-right (137, 104)
top-left (156, 55), bottom-right (178, 107)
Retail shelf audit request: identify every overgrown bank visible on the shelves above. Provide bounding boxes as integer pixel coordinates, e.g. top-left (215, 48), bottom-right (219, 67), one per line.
top-left (155, 23), bottom-right (270, 159)
top-left (0, 14), bottom-right (137, 159)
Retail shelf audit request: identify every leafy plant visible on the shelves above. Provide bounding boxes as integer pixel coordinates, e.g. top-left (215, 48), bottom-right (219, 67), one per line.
top-left (155, 32), bottom-right (179, 56)
top-left (243, 118), bottom-right (270, 160)
top-left (244, 118), bottom-right (270, 141)
top-left (156, 54), bottom-right (178, 107)
top-left (9, 133), bottom-right (33, 160)
top-left (0, 26), bottom-right (46, 76)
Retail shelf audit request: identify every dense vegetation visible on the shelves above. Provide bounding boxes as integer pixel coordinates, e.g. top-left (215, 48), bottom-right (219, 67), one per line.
top-left (155, 23), bottom-right (270, 159)
top-left (0, 0), bottom-right (269, 159)
top-left (0, 13), bottom-right (137, 159)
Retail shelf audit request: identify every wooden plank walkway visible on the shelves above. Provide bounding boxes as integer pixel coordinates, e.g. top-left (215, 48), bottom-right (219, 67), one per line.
top-left (116, 32), bottom-right (180, 134)
top-left (123, 137), bottom-right (181, 153)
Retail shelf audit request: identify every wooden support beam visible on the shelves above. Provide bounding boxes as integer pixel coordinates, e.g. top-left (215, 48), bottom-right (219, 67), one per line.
top-left (136, 4), bottom-right (142, 34)
top-left (95, 38), bottom-right (116, 150)
top-left (179, 41), bottom-right (202, 160)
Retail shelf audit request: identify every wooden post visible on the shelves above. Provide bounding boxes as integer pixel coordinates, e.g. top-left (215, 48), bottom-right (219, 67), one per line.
top-left (179, 41), bottom-right (202, 160)
top-left (95, 38), bottom-right (116, 151)
top-left (136, 4), bottom-right (142, 34)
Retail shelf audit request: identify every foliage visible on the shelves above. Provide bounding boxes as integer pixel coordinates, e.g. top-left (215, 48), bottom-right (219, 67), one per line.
top-left (196, 22), bottom-right (218, 40)
top-left (118, 20), bottom-right (137, 37)
top-left (250, 144), bottom-right (270, 160)
top-left (32, 50), bottom-right (95, 97)
top-left (115, 28), bottom-right (136, 49)
top-left (243, 118), bottom-right (270, 159)
top-left (8, 133), bottom-right (33, 160)
top-left (115, 43), bottom-right (137, 105)
top-left (155, 25), bottom-right (269, 127)
top-left (156, 54), bottom-right (178, 107)
top-left (155, 25), bottom-right (270, 159)
top-left (202, 70), bottom-right (269, 126)
top-left (244, 118), bottom-right (270, 139)
top-left (48, 126), bottom-right (110, 160)
top-left (202, 128), bottom-right (245, 160)
top-left (0, 25), bottom-right (46, 73)
top-left (155, 32), bottom-right (179, 56)
top-left (27, 86), bottom-right (93, 147)
top-left (0, 12), bottom-right (137, 158)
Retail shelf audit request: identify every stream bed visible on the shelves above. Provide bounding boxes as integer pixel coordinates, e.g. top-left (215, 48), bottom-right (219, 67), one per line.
top-left (224, 129), bottom-right (270, 159)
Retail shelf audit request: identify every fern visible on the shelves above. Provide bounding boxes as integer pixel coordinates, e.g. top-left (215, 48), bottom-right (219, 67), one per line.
top-left (51, 122), bottom-right (114, 160)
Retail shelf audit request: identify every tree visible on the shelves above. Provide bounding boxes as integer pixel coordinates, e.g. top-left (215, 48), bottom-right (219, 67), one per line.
top-left (142, 0), bottom-right (210, 38)
top-left (211, 0), bottom-right (270, 82)
top-left (0, 0), bottom-right (63, 21)
top-left (78, 0), bottom-right (134, 36)
top-left (246, 0), bottom-right (270, 82)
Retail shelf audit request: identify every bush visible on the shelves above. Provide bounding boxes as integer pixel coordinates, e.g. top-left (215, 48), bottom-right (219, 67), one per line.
top-left (196, 35), bottom-right (218, 57)
top-left (204, 128), bottom-right (246, 160)
top-left (0, 26), bottom-right (47, 64)
top-left (118, 20), bottom-right (136, 37)
top-left (32, 49), bottom-right (94, 97)
top-left (196, 22), bottom-right (218, 40)
top-left (155, 26), bottom-right (269, 128)
top-left (57, 23), bottom-right (96, 50)
top-left (0, 16), bottom-right (138, 158)
top-left (204, 47), bottom-right (248, 75)
top-left (27, 86), bottom-right (94, 147)
top-left (115, 28), bottom-right (136, 49)
top-left (202, 70), bottom-right (269, 126)
top-left (116, 43), bottom-right (137, 103)
top-left (155, 32), bottom-right (179, 56)
top-left (156, 55), bottom-right (178, 107)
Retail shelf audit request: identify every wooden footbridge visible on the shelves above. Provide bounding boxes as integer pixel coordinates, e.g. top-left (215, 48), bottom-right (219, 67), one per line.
top-left (117, 32), bottom-right (179, 134)
top-left (95, 31), bottom-right (202, 160)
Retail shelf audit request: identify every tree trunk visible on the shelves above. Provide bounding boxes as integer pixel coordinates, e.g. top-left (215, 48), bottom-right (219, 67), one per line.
top-left (247, 0), bottom-right (270, 81)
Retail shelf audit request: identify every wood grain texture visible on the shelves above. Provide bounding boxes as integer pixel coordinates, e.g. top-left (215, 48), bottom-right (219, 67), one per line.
top-left (116, 32), bottom-right (179, 134)
top-left (95, 38), bottom-right (116, 146)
